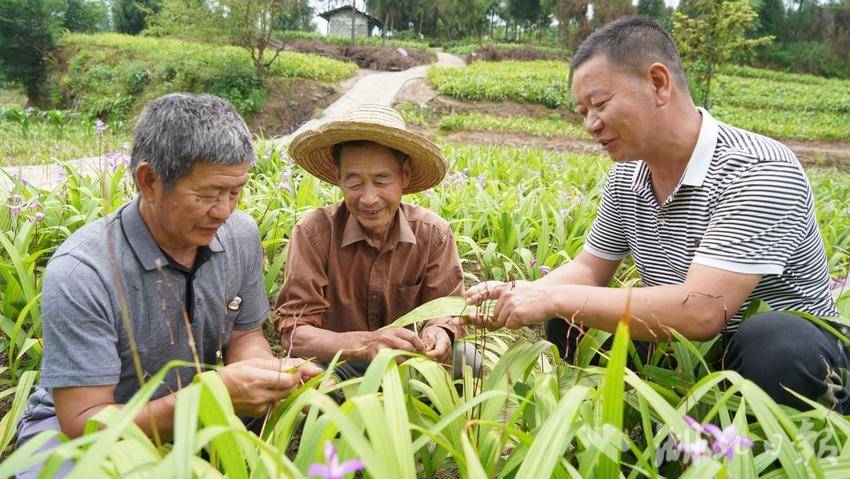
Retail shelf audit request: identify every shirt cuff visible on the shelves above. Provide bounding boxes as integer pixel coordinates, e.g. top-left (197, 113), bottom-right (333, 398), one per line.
top-left (692, 254), bottom-right (784, 275)
top-left (583, 244), bottom-right (628, 261)
top-left (40, 372), bottom-right (120, 389)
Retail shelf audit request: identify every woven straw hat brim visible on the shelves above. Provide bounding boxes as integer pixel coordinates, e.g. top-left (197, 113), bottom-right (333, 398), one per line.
top-left (289, 120), bottom-right (447, 194)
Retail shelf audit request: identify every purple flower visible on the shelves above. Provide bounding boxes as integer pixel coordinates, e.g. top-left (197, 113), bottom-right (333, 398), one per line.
top-left (682, 414), bottom-right (753, 462)
top-left (684, 415), bottom-right (705, 433)
top-left (9, 204), bottom-right (20, 217)
top-left (308, 440), bottom-right (364, 479)
top-left (704, 424), bottom-right (753, 461)
top-left (575, 195), bottom-right (586, 203)
top-left (530, 259), bottom-right (538, 268)
top-left (278, 182), bottom-right (291, 193)
top-left (8, 194), bottom-right (22, 204)
top-left (540, 266), bottom-right (551, 276)
top-left (27, 212), bottom-right (44, 223)
top-left (95, 119), bottom-right (106, 136)
top-left (475, 174), bottom-right (486, 187)
top-left (676, 438), bottom-right (709, 462)
top-left (830, 277), bottom-right (847, 291)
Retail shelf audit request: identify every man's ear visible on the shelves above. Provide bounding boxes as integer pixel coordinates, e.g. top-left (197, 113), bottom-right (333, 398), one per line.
top-left (135, 162), bottom-right (161, 202)
top-left (647, 63), bottom-right (672, 107)
top-left (401, 159), bottom-right (412, 189)
top-left (332, 162), bottom-right (341, 186)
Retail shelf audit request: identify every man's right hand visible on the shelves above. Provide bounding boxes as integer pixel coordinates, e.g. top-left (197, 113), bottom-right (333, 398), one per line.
top-left (361, 328), bottom-right (425, 361)
top-left (217, 357), bottom-right (317, 416)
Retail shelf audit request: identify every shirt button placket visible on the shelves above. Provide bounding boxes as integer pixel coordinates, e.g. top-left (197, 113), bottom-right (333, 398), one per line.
top-left (368, 257), bottom-right (381, 329)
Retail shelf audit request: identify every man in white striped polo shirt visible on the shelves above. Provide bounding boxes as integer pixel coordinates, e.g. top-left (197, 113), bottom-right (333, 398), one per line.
top-left (464, 17), bottom-right (846, 411)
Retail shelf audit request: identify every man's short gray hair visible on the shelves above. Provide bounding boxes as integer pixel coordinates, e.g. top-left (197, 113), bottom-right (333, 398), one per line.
top-left (130, 93), bottom-right (255, 190)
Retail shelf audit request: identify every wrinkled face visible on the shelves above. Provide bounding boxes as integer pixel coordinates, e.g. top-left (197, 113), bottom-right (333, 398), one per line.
top-left (336, 143), bottom-right (410, 239)
top-left (148, 161), bottom-right (250, 249)
top-left (572, 55), bottom-right (656, 162)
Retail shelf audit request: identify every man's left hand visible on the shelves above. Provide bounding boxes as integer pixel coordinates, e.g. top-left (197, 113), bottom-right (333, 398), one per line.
top-left (421, 325), bottom-right (452, 363)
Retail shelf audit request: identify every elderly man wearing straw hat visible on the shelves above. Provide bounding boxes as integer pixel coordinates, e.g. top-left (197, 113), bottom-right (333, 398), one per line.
top-left (274, 104), bottom-right (477, 379)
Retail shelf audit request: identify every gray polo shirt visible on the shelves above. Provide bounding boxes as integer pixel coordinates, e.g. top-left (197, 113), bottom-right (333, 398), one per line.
top-left (21, 197), bottom-right (269, 422)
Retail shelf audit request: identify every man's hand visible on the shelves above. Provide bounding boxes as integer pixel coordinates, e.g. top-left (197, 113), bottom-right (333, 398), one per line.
top-left (464, 281), bottom-right (554, 330)
top-left (362, 328), bottom-right (424, 361)
top-left (421, 325), bottom-right (452, 363)
top-left (217, 357), bottom-right (320, 416)
top-left (465, 280), bottom-right (531, 307)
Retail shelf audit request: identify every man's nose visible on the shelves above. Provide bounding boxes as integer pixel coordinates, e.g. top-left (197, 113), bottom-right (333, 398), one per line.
top-left (584, 112), bottom-right (603, 135)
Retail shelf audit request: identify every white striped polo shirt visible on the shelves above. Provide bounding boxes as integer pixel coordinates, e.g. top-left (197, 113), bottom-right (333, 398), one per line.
top-left (584, 108), bottom-right (839, 328)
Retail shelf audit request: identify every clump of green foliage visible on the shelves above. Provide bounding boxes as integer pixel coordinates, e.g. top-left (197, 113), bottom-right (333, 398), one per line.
top-left (48, 33), bottom-right (357, 121)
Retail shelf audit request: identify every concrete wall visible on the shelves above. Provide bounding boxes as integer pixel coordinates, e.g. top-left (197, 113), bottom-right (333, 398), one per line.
top-left (327, 12), bottom-right (370, 37)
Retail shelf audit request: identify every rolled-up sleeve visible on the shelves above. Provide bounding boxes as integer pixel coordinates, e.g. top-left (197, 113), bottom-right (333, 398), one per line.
top-left (274, 222), bottom-right (330, 332)
top-left (39, 255), bottom-right (121, 389)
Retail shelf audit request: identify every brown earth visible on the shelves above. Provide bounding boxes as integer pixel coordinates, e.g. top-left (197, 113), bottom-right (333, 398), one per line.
top-left (249, 71), bottom-right (370, 137)
top-left (395, 79), bottom-right (850, 171)
top-left (466, 43), bottom-right (568, 63)
top-left (288, 40), bottom-right (435, 71)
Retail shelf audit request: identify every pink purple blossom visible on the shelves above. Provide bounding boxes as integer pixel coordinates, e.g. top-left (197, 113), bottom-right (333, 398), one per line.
top-left (308, 440), bottom-right (364, 479)
top-left (679, 415), bottom-right (753, 463)
top-left (95, 119), bottom-right (106, 136)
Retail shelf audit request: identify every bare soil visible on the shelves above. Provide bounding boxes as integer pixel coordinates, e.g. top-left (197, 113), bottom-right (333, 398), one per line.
top-left (466, 43), bottom-right (568, 63)
top-left (288, 40), bottom-right (435, 71)
top-left (250, 78), bottom-right (343, 137)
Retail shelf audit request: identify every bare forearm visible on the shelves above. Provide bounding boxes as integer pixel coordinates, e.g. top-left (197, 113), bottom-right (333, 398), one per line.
top-left (538, 250), bottom-right (618, 287)
top-left (59, 393), bottom-right (177, 440)
top-left (287, 325), bottom-right (371, 363)
top-left (551, 283), bottom-right (728, 341)
top-left (225, 326), bottom-right (276, 364)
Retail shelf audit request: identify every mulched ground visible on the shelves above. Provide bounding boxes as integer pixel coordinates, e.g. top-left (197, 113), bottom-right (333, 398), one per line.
top-left (466, 44), bottom-right (568, 63)
top-left (288, 40), bottom-right (435, 71)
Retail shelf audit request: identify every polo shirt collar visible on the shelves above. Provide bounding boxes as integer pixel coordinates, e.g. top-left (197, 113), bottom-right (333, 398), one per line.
top-left (121, 197), bottom-right (224, 272)
top-left (680, 107), bottom-right (718, 187)
top-left (341, 205), bottom-right (417, 249)
top-left (630, 107), bottom-right (719, 192)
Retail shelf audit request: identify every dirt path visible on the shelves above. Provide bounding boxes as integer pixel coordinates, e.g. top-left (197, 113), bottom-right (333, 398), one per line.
top-left (274, 50), bottom-right (464, 145)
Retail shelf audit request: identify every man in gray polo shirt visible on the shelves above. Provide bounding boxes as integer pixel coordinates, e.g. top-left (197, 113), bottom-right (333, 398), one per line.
top-left (16, 93), bottom-right (319, 476)
top-left (465, 17), bottom-right (847, 412)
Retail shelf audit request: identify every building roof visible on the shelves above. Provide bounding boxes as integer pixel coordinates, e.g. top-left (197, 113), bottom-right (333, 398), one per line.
top-left (318, 5), bottom-right (383, 26)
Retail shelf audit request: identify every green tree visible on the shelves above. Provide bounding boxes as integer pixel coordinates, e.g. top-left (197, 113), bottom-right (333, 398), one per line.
top-left (151, 0), bottom-right (305, 81)
top-left (638, 0), bottom-right (670, 25)
top-left (555, 0), bottom-right (590, 51)
top-left (0, 0), bottom-right (65, 98)
top-left (63, 0), bottom-right (108, 32)
top-left (755, 0), bottom-right (784, 37)
top-left (673, 0), bottom-right (773, 108)
top-left (273, 0), bottom-right (313, 31)
top-left (828, 0), bottom-right (850, 65)
top-left (592, 0), bottom-right (636, 27)
top-left (112, 0), bottom-right (159, 34)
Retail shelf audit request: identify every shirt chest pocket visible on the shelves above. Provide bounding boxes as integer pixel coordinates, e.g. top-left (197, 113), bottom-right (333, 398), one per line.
top-left (394, 280), bottom-right (423, 316)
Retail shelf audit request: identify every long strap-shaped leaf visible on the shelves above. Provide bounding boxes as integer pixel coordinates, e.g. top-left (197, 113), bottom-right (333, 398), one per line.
top-left (596, 290), bottom-right (632, 479)
top-left (514, 385), bottom-right (591, 478)
top-left (382, 296), bottom-right (496, 330)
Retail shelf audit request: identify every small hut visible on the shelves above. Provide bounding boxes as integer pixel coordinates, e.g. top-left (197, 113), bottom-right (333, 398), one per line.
top-left (319, 5), bottom-right (383, 38)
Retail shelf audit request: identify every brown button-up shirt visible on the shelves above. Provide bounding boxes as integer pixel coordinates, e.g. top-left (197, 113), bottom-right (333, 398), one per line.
top-left (274, 202), bottom-right (464, 336)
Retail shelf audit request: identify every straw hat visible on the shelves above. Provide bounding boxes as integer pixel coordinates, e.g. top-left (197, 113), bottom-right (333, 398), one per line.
top-left (288, 104), bottom-right (447, 194)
